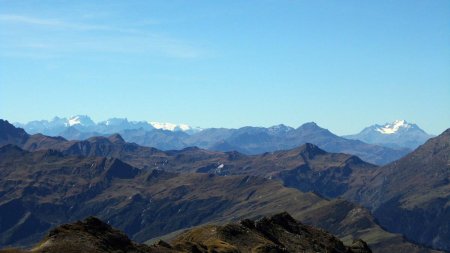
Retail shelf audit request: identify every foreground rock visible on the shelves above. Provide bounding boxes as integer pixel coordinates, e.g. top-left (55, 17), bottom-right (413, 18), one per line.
top-left (0, 213), bottom-right (371, 253)
top-left (172, 212), bottom-right (372, 253)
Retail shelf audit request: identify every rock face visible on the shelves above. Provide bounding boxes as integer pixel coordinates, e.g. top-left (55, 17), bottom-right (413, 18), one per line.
top-left (27, 217), bottom-right (155, 253)
top-left (0, 216), bottom-right (172, 253)
top-left (0, 214), bottom-right (372, 253)
top-left (172, 212), bottom-right (372, 253)
top-left (172, 213), bottom-right (372, 253)
top-left (0, 119), bottom-right (29, 147)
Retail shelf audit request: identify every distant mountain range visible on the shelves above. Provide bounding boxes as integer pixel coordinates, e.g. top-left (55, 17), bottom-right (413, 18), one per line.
top-left (13, 116), bottom-right (425, 165)
top-left (14, 115), bottom-right (202, 136)
top-left (0, 119), bottom-right (442, 252)
top-left (344, 120), bottom-right (434, 150)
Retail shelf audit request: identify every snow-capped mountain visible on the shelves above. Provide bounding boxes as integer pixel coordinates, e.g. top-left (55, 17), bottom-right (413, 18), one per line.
top-left (267, 124), bottom-right (294, 135)
top-left (66, 115), bottom-right (95, 127)
top-left (12, 118), bottom-right (412, 165)
top-left (343, 120), bottom-right (434, 150)
top-left (97, 118), bottom-right (155, 132)
top-left (149, 121), bottom-right (202, 133)
top-left (15, 116), bottom-right (69, 136)
top-left (15, 116), bottom-right (201, 137)
top-left (375, 120), bottom-right (411, 134)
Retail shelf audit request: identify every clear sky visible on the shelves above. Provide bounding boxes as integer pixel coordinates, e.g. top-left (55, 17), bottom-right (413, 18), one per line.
top-left (0, 0), bottom-right (449, 135)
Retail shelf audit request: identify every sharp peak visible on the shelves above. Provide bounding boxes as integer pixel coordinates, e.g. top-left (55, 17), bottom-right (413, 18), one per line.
top-left (302, 121), bottom-right (319, 126)
top-left (377, 119), bottom-right (417, 127)
top-left (298, 143), bottom-right (326, 153)
top-left (373, 119), bottom-right (420, 135)
top-left (0, 119), bottom-right (28, 135)
top-left (390, 119), bottom-right (408, 123)
top-left (297, 122), bottom-right (325, 129)
top-left (282, 143), bottom-right (327, 158)
top-left (1, 119), bottom-right (19, 128)
top-left (267, 211), bottom-right (296, 222)
top-left (107, 133), bottom-right (125, 143)
top-left (67, 115), bottom-right (94, 122)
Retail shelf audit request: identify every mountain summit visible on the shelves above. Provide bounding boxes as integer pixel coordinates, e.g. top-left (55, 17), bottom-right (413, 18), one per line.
top-left (66, 115), bottom-right (96, 127)
top-left (13, 117), bottom-right (410, 165)
top-left (344, 120), bottom-right (433, 149)
top-left (149, 121), bottom-right (202, 133)
top-left (15, 116), bottom-right (200, 135)
top-left (374, 120), bottom-right (418, 134)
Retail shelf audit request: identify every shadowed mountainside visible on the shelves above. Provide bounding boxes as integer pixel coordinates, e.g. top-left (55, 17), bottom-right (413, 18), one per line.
top-left (344, 129), bottom-right (450, 251)
top-left (1, 119), bottom-right (376, 200)
top-left (0, 144), bottom-right (439, 253)
top-left (0, 120), bottom-right (444, 252)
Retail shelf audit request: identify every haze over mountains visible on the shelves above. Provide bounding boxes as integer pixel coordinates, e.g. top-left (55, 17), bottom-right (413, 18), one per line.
top-left (14, 116), bottom-right (202, 136)
top-left (0, 119), bottom-right (448, 252)
top-left (14, 116), bottom-right (433, 165)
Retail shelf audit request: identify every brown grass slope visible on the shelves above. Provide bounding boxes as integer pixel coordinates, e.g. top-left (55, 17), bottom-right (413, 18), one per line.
top-left (1, 119), bottom-right (377, 199)
top-left (0, 120), bottom-right (443, 252)
top-left (0, 119), bottom-right (378, 201)
top-left (0, 145), bottom-right (439, 252)
top-left (171, 212), bottom-right (372, 253)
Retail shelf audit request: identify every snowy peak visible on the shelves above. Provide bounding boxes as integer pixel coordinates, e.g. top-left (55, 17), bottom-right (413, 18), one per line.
top-left (344, 120), bottom-right (433, 150)
top-left (15, 116), bottom-right (202, 137)
top-left (66, 115), bottom-right (95, 127)
top-left (102, 118), bottom-right (128, 126)
top-left (375, 120), bottom-right (411, 135)
top-left (268, 124), bottom-right (294, 132)
top-left (149, 121), bottom-right (202, 133)
top-left (268, 124), bottom-right (294, 134)
top-left (149, 122), bottom-right (182, 131)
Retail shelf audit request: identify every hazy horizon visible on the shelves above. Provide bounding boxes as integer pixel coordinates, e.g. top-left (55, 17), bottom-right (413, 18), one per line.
top-left (1, 1), bottom-right (449, 135)
top-left (9, 115), bottom-right (443, 136)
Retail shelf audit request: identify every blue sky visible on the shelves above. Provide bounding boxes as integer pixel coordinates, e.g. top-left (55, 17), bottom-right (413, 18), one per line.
top-left (0, 0), bottom-right (449, 135)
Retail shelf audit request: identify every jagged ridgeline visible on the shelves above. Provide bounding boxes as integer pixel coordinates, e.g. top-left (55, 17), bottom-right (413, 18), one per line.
top-left (12, 117), bottom-right (415, 165)
top-left (0, 120), bottom-right (447, 252)
top-left (0, 213), bottom-right (372, 253)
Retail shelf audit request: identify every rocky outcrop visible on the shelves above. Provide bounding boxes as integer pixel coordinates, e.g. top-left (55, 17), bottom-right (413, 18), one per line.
top-left (172, 212), bottom-right (372, 253)
top-left (1, 214), bottom-right (372, 253)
